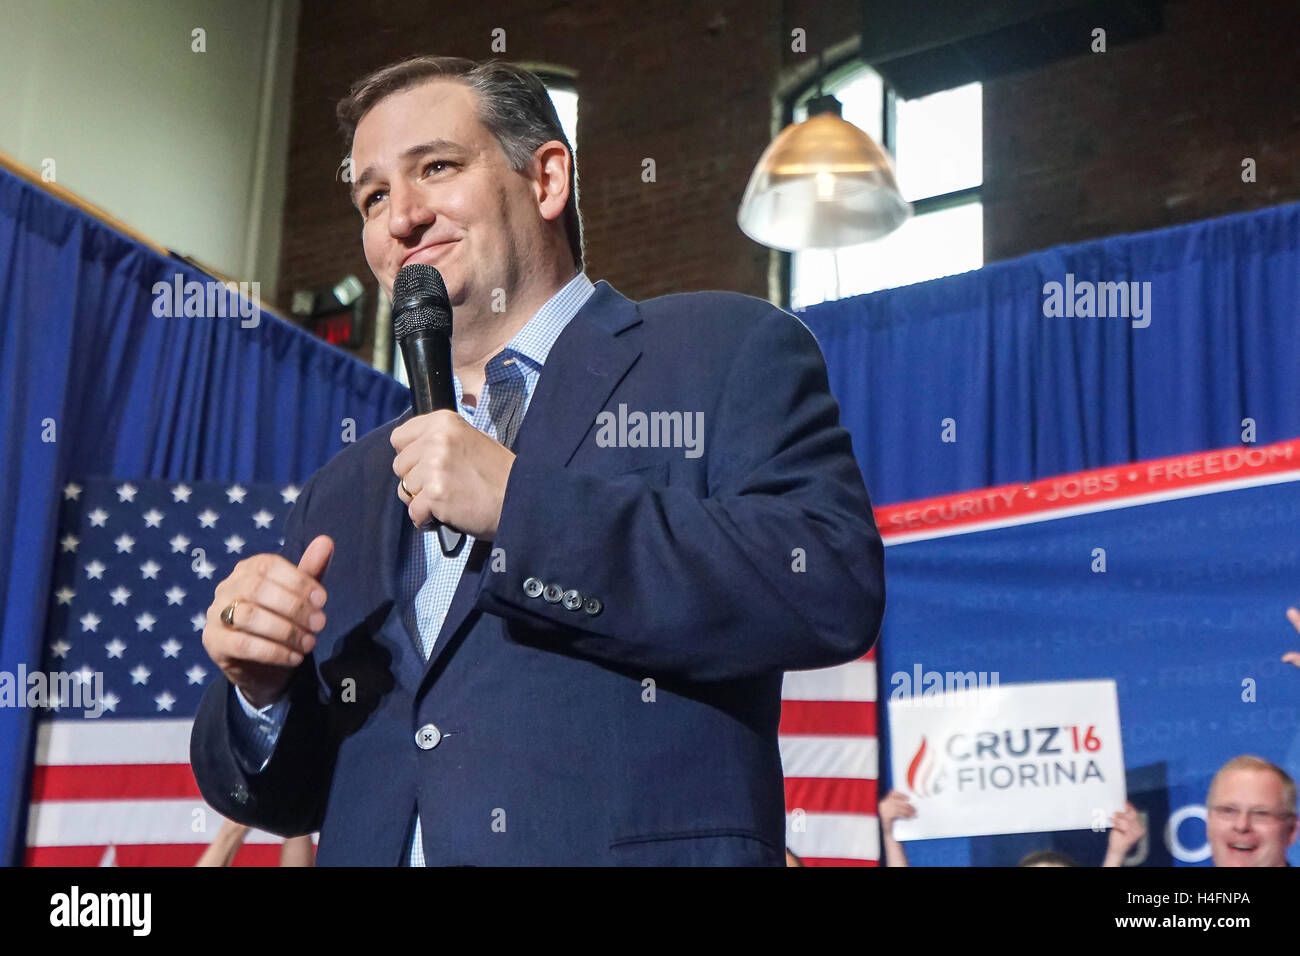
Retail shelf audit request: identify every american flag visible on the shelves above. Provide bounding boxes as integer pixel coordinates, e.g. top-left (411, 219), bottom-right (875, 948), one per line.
top-left (780, 649), bottom-right (880, 865)
top-left (27, 476), bottom-right (879, 866)
top-left (25, 477), bottom-right (302, 866)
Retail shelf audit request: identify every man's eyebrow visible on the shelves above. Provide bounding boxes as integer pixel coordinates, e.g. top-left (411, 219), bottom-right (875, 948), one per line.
top-left (349, 139), bottom-right (471, 207)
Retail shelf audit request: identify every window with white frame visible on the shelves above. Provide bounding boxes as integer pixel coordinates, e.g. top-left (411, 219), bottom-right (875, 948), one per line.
top-left (788, 62), bottom-right (982, 309)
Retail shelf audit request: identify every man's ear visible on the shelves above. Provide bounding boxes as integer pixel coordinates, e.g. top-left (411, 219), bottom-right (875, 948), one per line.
top-left (532, 141), bottom-right (570, 223)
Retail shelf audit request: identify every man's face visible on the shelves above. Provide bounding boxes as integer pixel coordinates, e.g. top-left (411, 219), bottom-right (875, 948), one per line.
top-left (1207, 769), bottom-right (1298, 866)
top-left (349, 79), bottom-right (539, 308)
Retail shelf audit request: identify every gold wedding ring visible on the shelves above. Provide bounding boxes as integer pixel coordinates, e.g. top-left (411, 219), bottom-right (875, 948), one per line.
top-left (221, 600), bottom-right (239, 629)
top-left (400, 475), bottom-right (415, 498)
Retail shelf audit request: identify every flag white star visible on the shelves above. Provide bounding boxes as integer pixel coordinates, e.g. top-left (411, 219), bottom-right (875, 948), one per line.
top-left (79, 612), bottom-right (101, 633)
top-left (55, 587), bottom-right (75, 606)
top-left (169, 534), bottom-right (190, 553)
top-left (140, 560), bottom-right (161, 580)
top-left (115, 483), bottom-right (138, 503)
top-left (194, 555), bottom-right (217, 580)
top-left (88, 508), bottom-right (109, 527)
top-left (60, 534), bottom-right (79, 553)
top-left (252, 509), bottom-right (274, 529)
top-left (85, 560), bottom-right (106, 580)
top-left (190, 613), bottom-right (206, 631)
top-left (113, 533), bottom-right (135, 554)
top-left (226, 484), bottom-right (248, 503)
top-left (63, 482), bottom-right (83, 501)
top-left (101, 692), bottom-right (120, 713)
top-left (143, 508), bottom-right (164, 528)
top-left (129, 664), bottom-right (150, 685)
top-left (74, 664), bottom-right (96, 685)
top-left (198, 509), bottom-right (219, 528)
top-left (281, 485), bottom-right (301, 504)
top-left (172, 484), bottom-right (192, 503)
top-left (186, 664), bottom-right (208, 685)
top-left (49, 640), bottom-right (71, 659)
top-left (160, 638), bottom-right (182, 658)
top-left (109, 586), bottom-right (131, 606)
top-left (154, 691), bottom-right (176, 712)
top-left (225, 535), bottom-right (246, 554)
top-left (164, 585), bottom-right (186, 605)
top-left (104, 638), bottom-right (126, 659)
top-left (135, 612), bottom-right (157, 632)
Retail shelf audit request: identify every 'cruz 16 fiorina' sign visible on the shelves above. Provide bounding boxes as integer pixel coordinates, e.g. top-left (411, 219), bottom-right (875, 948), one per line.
top-left (888, 679), bottom-right (1127, 841)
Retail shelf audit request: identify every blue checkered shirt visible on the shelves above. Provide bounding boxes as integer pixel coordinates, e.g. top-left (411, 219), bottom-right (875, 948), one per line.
top-left (229, 271), bottom-right (596, 866)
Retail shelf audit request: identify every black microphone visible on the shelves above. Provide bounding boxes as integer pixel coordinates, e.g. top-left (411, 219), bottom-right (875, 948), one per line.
top-left (392, 263), bottom-right (462, 555)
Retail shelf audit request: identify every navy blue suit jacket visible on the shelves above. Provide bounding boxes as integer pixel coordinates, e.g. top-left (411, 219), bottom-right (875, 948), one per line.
top-left (190, 280), bottom-right (885, 865)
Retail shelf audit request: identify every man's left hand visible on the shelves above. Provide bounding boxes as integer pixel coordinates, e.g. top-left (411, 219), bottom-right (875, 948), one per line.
top-left (391, 410), bottom-right (516, 539)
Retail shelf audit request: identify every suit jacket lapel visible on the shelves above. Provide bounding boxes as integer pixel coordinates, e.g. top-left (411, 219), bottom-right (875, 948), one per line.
top-left (416, 280), bottom-right (643, 686)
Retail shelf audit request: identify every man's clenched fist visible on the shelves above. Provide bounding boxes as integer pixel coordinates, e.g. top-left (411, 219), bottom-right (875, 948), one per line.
top-left (391, 409), bottom-right (516, 539)
top-left (202, 534), bottom-right (334, 708)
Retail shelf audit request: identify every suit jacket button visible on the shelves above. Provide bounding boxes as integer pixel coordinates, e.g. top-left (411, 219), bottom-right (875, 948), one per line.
top-left (561, 589), bottom-right (583, 611)
top-left (415, 724), bottom-right (442, 750)
top-left (583, 596), bottom-right (603, 616)
top-left (522, 577), bottom-right (544, 598)
top-left (543, 583), bottom-right (563, 604)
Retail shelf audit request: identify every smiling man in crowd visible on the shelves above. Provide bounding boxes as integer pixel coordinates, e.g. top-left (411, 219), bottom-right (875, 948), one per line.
top-left (1206, 755), bottom-right (1298, 867)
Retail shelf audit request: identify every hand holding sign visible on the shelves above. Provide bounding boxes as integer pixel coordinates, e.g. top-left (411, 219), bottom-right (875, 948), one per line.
top-left (1283, 607), bottom-right (1300, 668)
top-left (1101, 801), bottom-right (1146, 867)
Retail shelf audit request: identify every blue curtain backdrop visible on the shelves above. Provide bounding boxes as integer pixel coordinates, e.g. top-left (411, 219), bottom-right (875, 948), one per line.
top-left (797, 199), bottom-right (1300, 866)
top-left (0, 167), bottom-right (409, 864)
top-left (798, 200), bottom-right (1300, 507)
top-left (4, 154), bottom-right (1299, 864)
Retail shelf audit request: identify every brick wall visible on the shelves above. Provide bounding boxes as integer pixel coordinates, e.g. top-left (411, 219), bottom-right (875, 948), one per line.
top-left (277, 0), bottom-right (1300, 364)
top-left (982, 0), bottom-right (1300, 261)
top-left (277, 0), bottom-right (782, 364)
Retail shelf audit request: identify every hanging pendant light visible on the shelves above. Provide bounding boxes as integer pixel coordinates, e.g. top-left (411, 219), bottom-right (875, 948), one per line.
top-left (738, 78), bottom-right (911, 252)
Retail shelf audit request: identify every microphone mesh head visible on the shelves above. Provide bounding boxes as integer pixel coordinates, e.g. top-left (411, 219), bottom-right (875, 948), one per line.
top-left (392, 264), bottom-right (452, 340)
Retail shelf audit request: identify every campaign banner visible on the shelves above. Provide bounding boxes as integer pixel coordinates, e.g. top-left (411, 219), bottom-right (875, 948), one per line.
top-left (888, 679), bottom-right (1126, 840)
top-left (876, 437), bottom-right (1300, 866)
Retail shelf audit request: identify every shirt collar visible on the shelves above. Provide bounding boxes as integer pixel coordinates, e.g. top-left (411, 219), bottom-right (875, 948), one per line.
top-left (495, 271), bottom-right (595, 372)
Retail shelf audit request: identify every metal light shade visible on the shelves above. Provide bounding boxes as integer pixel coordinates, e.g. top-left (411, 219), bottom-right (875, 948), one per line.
top-left (738, 110), bottom-right (912, 251)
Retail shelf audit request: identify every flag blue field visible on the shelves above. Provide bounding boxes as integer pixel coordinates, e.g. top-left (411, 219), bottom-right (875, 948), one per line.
top-left (25, 478), bottom-right (298, 865)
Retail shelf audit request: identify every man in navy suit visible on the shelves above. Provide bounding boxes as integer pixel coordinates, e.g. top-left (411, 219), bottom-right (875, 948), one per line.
top-left (191, 56), bottom-right (885, 865)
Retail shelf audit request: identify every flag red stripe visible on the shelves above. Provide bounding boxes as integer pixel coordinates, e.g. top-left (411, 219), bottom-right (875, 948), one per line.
top-left (25, 843), bottom-right (290, 867)
top-left (779, 699), bottom-right (877, 736)
top-left (799, 857), bottom-right (877, 867)
top-left (784, 776), bottom-right (878, 814)
top-left (30, 763), bottom-right (201, 800)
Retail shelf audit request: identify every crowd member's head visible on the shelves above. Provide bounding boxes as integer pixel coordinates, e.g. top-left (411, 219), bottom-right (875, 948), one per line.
top-left (1017, 849), bottom-right (1079, 867)
top-left (336, 56), bottom-right (582, 323)
top-left (1206, 755), bottom-right (1298, 867)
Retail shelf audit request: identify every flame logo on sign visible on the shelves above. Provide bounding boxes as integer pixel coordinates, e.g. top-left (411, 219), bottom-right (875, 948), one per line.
top-left (906, 736), bottom-right (939, 798)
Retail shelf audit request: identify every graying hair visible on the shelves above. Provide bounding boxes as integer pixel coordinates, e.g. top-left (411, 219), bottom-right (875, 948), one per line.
top-left (337, 56), bottom-right (583, 271)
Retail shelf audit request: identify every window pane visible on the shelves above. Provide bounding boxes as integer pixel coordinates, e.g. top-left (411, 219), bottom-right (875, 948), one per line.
top-left (893, 82), bottom-right (981, 201)
top-left (791, 201), bottom-right (983, 308)
top-left (793, 65), bottom-right (883, 144)
top-left (547, 87), bottom-right (578, 151)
